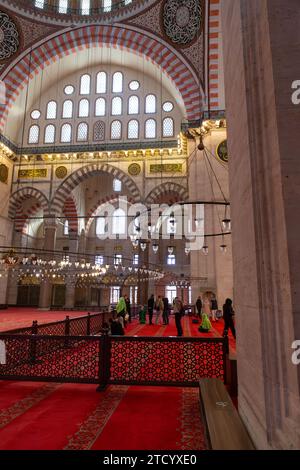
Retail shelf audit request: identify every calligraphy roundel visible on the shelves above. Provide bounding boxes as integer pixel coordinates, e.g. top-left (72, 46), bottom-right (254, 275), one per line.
top-left (0, 12), bottom-right (19, 61)
top-left (216, 140), bottom-right (228, 164)
top-left (163, 0), bottom-right (203, 46)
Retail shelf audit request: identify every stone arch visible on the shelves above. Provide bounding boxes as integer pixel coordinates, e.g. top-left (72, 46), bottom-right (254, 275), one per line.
top-left (63, 196), bottom-right (78, 234)
top-left (0, 24), bottom-right (203, 129)
top-left (145, 183), bottom-right (189, 205)
top-left (85, 195), bottom-right (138, 235)
top-left (51, 163), bottom-right (141, 217)
top-left (9, 187), bottom-right (50, 222)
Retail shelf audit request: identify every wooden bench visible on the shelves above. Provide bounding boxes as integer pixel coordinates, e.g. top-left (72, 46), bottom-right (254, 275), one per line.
top-left (199, 378), bottom-right (255, 450)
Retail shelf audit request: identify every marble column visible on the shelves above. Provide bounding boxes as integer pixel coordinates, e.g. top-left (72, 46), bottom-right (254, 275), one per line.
top-left (39, 220), bottom-right (57, 309)
top-left (64, 233), bottom-right (78, 309)
top-left (221, 0), bottom-right (300, 449)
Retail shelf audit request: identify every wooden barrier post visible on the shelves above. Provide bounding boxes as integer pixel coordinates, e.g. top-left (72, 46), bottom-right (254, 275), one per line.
top-left (29, 320), bottom-right (38, 364)
top-left (96, 328), bottom-right (110, 392)
top-left (87, 312), bottom-right (91, 336)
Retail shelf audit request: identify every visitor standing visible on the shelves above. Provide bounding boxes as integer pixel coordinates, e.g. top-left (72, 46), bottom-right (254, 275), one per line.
top-left (222, 298), bottom-right (236, 339)
top-left (124, 294), bottom-right (131, 323)
top-left (147, 294), bottom-right (155, 325)
top-left (173, 297), bottom-right (183, 337)
top-left (155, 296), bottom-right (164, 325)
top-left (196, 296), bottom-right (202, 317)
top-left (211, 295), bottom-right (218, 322)
top-left (163, 297), bottom-right (169, 325)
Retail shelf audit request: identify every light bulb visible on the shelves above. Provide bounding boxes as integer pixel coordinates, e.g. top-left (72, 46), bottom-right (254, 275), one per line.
top-left (222, 218), bottom-right (231, 232)
top-left (202, 245), bottom-right (208, 255)
top-left (152, 243), bottom-right (159, 254)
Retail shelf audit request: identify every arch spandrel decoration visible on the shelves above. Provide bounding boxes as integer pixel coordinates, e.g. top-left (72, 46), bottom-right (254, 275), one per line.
top-left (0, 24), bottom-right (203, 130)
top-left (51, 162), bottom-right (141, 217)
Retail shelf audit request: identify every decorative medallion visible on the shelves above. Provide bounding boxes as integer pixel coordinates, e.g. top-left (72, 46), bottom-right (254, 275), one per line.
top-left (128, 163), bottom-right (141, 176)
top-left (0, 12), bottom-right (19, 61)
top-left (216, 140), bottom-right (228, 164)
top-left (163, 0), bottom-right (202, 46)
top-left (55, 166), bottom-right (68, 179)
top-left (0, 163), bottom-right (8, 183)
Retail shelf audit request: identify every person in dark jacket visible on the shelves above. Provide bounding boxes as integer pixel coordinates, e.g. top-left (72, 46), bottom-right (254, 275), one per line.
top-left (222, 298), bottom-right (236, 339)
top-left (162, 297), bottom-right (169, 325)
top-left (147, 294), bottom-right (155, 325)
top-left (196, 296), bottom-right (202, 317)
top-left (109, 317), bottom-right (124, 336)
top-left (124, 294), bottom-right (131, 323)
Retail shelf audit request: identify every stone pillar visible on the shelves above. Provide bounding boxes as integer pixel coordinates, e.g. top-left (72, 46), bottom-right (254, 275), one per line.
top-left (63, 233), bottom-right (78, 309)
top-left (39, 220), bottom-right (57, 309)
top-left (78, 229), bottom-right (86, 256)
top-left (221, 0), bottom-right (300, 449)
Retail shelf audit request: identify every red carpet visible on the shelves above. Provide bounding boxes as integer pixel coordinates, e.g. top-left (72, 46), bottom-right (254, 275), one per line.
top-left (0, 382), bottom-right (206, 450)
top-left (0, 308), bottom-right (87, 332)
top-left (126, 315), bottom-right (236, 355)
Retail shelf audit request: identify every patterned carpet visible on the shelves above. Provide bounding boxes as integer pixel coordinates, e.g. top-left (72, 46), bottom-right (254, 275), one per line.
top-left (0, 381), bottom-right (206, 450)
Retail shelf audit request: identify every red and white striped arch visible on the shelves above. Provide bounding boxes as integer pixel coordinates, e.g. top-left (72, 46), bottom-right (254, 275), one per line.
top-left (63, 197), bottom-right (78, 234)
top-left (208, 0), bottom-right (221, 110)
top-left (85, 195), bottom-right (136, 235)
top-left (0, 24), bottom-right (204, 130)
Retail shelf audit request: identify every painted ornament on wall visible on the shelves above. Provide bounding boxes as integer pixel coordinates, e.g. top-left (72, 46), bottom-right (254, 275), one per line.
top-left (216, 140), bottom-right (228, 164)
top-left (0, 12), bottom-right (19, 61)
top-left (0, 163), bottom-right (8, 183)
top-left (128, 163), bottom-right (141, 176)
top-left (55, 166), bottom-right (68, 179)
top-left (163, 0), bottom-right (203, 45)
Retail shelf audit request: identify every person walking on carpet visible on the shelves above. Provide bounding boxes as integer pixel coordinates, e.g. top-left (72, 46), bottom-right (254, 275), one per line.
top-left (222, 298), bottom-right (236, 339)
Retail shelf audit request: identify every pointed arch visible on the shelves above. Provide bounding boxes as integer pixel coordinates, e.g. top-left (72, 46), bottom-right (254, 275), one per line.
top-left (50, 163), bottom-right (141, 217)
top-left (9, 187), bottom-right (50, 220)
top-left (145, 183), bottom-right (189, 205)
top-left (0, 24), bottom-right (203, 130)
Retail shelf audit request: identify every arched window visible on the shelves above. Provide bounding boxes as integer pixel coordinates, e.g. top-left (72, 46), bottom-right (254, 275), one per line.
top-left (145, 119), bottom-right (156, 139)
top-left (145, 94), bottom-right (156, 113)
top-left (28, 125), bottom-right (39, 144)
top-left (112, 72), bottom-right (123, 93)
top-left (44, 124), bottom-right (56, 143)
top-left (103, 0), bottom-right (112, 11)
top-left (35, 0), bottom-right (44, 8)
top-left (59, 0), bottom-right (68, 13)
top-left (163, 117), bottom-right (174, 137)
top-left (95, 97), bottom-right (106, 116)
top-left (81, 0), bottom-right (90, 15)
top-left (128, 119), bottom-right (139, 139)
top-left (62, 100), bottom-right (73, 118)
top-left (93, 121), bottom-right (105, 141)
top-left (111, 97), bottom-right (122, 116)
top-left (128, 95), bottom-right (139, 114)
top-left (77, 122), bottom-right (88, 141)
top-left (112, 208), bottom-right (126, 235)
top-left (46, 101), bottom-right (57, 119)
top-left (79, 99), bottom-right (89, 117)
top-left (96, 72), bottom-right (107, 93)
top-left (111, 120), bottom-right (122, 140)
top-left (80, 74), bottom-right (91, 94)
top-left (113, 178), bottom-right (122, 192)
top-left (96, 217), bottom-right (106, 236)
top-left (61, 123), bottom-right (72, 143)
top-left (63, 220), bottom-right (69, 235)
